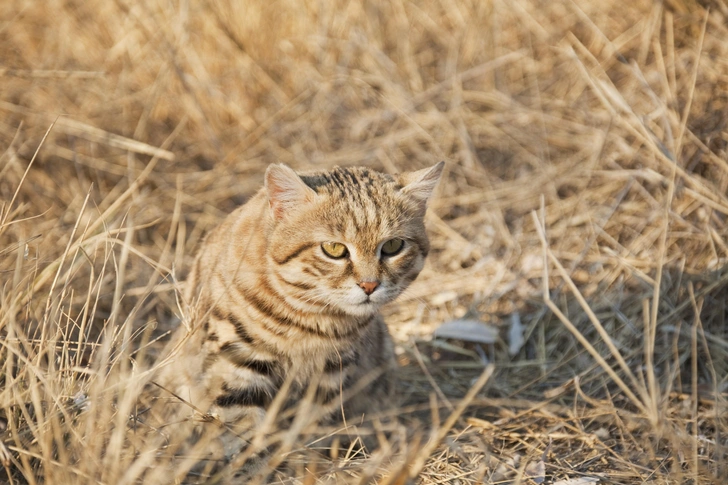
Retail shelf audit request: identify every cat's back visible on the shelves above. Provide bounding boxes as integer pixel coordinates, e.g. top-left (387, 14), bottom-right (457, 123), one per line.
top-left (185, 190), bottom-right (268, 296)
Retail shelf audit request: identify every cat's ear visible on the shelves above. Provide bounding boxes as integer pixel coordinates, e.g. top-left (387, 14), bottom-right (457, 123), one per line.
top-left (265, 164), bottom-right (317, 220)
top-left (398, 161), bottom-right (444, 207)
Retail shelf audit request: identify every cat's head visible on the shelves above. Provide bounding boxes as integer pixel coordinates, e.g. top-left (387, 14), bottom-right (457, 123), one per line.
top-left (264, 162), bottom-right (443, 317)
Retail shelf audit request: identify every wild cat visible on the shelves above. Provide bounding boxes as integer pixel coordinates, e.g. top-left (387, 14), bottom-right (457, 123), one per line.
top-left (159, 161), bottom-right (443, 466)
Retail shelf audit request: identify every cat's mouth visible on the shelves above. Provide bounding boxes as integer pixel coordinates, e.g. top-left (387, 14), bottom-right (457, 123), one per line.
top-left (357, 290), bottom-right (393, 307)
top-left (338, 295), bottom-right (382, 316)
top-left (355, 296), bottom-right (377, 308)
top-left (338, 285), bottom-right (397, 314)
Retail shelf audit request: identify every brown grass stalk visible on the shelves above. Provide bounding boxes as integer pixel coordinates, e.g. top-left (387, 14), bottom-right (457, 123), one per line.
top-left (2, 0), bottom-right (728, 482)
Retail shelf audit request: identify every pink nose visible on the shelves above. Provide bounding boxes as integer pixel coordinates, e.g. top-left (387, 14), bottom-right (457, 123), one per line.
top-left (358, 281), bottom-right (379, 295)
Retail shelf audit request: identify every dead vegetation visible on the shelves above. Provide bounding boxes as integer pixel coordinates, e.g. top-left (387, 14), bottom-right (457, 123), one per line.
top-left (1, 0), bottom-right (728, 483)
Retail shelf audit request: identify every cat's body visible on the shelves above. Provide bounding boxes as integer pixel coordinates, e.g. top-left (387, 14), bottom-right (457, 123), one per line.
top-left (159, 162), bottom-right (443, 465)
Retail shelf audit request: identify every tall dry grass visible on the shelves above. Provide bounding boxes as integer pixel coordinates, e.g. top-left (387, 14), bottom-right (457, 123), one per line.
top-left (1, 0), bottom-right (727, 483)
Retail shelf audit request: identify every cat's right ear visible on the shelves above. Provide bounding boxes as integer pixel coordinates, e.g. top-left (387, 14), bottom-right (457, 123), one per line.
top-left (399, 161), bottom-right (445, 208)
top-left (265, 164), bottom-right (317, 220)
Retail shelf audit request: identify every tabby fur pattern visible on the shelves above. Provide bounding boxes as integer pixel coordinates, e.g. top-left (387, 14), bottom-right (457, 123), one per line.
top-left (160, 161), bottom-right (444, 461)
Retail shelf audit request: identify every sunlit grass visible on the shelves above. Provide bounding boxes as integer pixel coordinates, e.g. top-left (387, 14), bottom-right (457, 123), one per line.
top-left (1, 0), bottom-right (727, 482)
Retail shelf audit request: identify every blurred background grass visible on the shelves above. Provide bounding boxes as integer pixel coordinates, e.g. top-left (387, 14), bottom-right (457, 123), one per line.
top-left (1, 0), bottom-right (728, 483)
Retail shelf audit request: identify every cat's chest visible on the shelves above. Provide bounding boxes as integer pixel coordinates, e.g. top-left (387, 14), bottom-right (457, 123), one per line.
top-left (204, 329), bottom-right (349, 383)
top-left (281, 345), bottom-right (346, 380)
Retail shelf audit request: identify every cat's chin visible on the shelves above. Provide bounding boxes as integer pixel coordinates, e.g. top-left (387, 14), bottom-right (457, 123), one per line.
top-left (336, 290), bottom-right (398, 316)
top-left (338, 300), bottom-right (383, 317)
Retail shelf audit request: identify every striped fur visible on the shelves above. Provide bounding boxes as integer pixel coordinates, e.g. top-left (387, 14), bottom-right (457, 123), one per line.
top-left (160, 162), bottom-right (443, 459)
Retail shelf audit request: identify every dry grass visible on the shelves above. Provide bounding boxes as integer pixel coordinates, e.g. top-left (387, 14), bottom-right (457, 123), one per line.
top-left (1, 0), bottom-right (728, 483)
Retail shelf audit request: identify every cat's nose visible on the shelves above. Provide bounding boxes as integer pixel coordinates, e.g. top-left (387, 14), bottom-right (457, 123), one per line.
top-left (358, 280), bottom-right (380, 295)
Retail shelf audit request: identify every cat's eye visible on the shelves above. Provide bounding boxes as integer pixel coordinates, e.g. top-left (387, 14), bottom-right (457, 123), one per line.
top-left (321, 241), bottom-right (348, 259)
top-left (381, 238), bottom-right (404, 256)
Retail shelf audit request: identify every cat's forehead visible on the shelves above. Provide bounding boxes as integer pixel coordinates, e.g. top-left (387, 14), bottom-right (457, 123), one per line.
top-left (300, 166), bottom-right (401, 198)
top-left (294, 167), bottom-right (424, 244)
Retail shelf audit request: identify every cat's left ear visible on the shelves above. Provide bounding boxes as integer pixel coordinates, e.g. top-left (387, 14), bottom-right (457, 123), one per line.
top-left (398, 161), bottom-right (445, 208)
top-left (265, 164), bottom-right (317, 220)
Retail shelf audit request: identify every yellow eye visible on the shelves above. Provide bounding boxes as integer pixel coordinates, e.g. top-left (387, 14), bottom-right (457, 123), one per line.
top-left (321, 242), bottom-right (348, 259)
top-left (381, 238), bottom-right (404, 256)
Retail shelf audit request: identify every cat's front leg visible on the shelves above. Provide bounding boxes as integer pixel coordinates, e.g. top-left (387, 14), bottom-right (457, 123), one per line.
top-left (206, 384), bottom-right (270, 456)
top-left (200, 344), bottom-right (282, 456)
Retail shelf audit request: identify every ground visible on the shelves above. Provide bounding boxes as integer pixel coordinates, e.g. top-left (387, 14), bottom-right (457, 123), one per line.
top-left (0, 0), bottom-right (727, 483)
